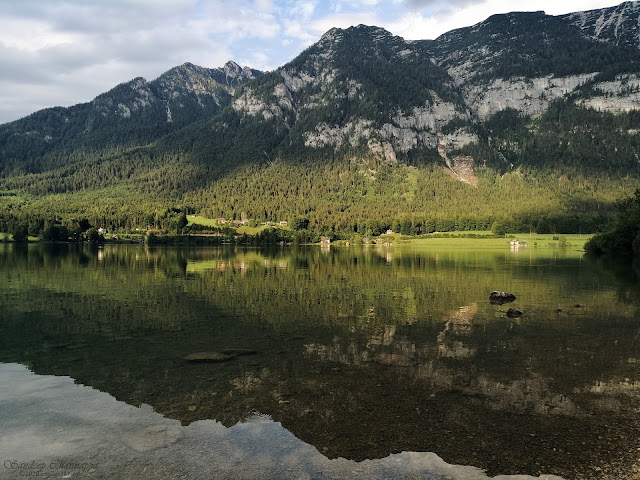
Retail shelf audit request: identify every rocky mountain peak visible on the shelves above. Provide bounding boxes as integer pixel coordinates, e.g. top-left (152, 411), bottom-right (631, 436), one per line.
top-left (316, 25), bottom-right (397, 50)
top-left (221, 60), bottom-right (260, 86)
top-left (224, 60), bottom-right (242, 74)
top-left (318, 27), bottom-right (343, 44)
top-left (563, 0), bottom-right (640, 48)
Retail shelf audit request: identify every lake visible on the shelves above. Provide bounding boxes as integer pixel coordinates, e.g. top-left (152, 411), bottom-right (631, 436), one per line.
top-left (0, 243), bottom-right (638, 479)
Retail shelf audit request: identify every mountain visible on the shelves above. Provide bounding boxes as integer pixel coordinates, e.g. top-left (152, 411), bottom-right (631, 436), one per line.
top-left (0, 61), bottom-right (261, 176)
top-left (166, 7), bottom-right (640, 174)
top-left (1, 2), bottom-right (640, 237)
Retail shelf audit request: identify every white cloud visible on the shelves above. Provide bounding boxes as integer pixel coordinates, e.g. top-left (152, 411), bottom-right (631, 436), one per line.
top-left (254, 0), bottom-right (275, 11)
top-left (309, 12), bottom-right (380, 36)
top-left (237, 50), bottom-right (274, 72)
top-left (332, 0), bottom-right (381, 8)
top-left (283, 19), bottom-right (318, 43)
top-left (288, 1), bottom-right (317, 19)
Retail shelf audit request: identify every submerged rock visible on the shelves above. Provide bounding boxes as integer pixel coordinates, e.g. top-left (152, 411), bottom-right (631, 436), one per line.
top-left (506, 308), bottom-right (523, 318)
top-left (222, 348), bottom-right (258, 356)
top-left (120, 424), bottom-right (182, 452)
top-left (375, 353), bottom-right (415, 367)
top-left (183, 352), bottom-right (232, 362)
top-left (489, 291), bottom-right (517, 305)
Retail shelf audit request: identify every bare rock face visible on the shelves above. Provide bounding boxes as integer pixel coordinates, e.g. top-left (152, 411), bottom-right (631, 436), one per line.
top-left (464, 75), bottom-right (596, 120)
top-left (579, 74), bottom-right (640, 113)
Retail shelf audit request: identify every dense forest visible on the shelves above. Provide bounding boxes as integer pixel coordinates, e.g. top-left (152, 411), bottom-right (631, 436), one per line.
top-left (2, 98), bottom-right (637, 241)
top-left (1, 103), bottom-right (638, 240)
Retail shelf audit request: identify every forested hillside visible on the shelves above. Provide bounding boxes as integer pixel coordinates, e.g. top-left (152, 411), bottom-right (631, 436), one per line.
top-left (0, 61), bottom-right (261, 177)
top-left (1, 3), bottom-right (640, 239)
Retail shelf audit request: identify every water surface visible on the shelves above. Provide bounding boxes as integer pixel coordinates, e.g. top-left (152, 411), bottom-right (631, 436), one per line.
top-left (0, 243), bottom-right (638, 479)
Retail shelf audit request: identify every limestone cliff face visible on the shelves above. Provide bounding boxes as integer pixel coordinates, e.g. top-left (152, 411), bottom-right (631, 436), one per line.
top-left (579, 74), bottom-right (640, 113)
top-left (232, 25), bottom-right (471, 164)
top-left (463, 75), bottom-right (597, 120)
top-left (428, 4), bottom-right (640, 120)
top-left (302, 94), bottom-right (472, 162)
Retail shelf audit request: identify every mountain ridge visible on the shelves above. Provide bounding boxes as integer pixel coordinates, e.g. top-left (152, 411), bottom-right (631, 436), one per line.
top-left (0, 60), bottom-right (261, 176)
top-left (1, 2), bottom-right (640, 237)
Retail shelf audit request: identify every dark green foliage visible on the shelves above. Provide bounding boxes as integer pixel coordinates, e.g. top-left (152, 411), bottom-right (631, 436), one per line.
top-left (291, 217), bottom-right (310, 230)
top-left (85, 227), bottom-right (103, 243)
top-left (9, 222), bottom-right (28, 242)
top-left (327, 26), bottom-right (464, 117)
top-left (176, 213), bottom-right (188, 232)
top-left (0, 64), bottom-right (261, 177)
top-left (42, 224), bottom-right (70, 242)
top-left (456, 102), bottom-right (640, 176)
top-left (528, 100), bottom-right (640, 174)
top-left (585, 190), bottom-right (640, 257)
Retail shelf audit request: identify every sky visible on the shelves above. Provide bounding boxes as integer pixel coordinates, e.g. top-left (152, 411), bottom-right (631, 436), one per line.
top-left (0, 0), bottom-right (627, 124)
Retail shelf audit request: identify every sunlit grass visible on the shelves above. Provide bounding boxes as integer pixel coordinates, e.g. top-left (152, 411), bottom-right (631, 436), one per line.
top-left (188, 215), bottom-right (275, 235)
top-left (0, 233), bottom-right (39, 242)
top-left (236, 225), bottom-right (269, 235)
top-left (397, 233), bottom-right (593, 248)
top-left (187, 215), bottom-right (220, 227)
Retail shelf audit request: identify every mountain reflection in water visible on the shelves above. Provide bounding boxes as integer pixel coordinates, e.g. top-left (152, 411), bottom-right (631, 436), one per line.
top-left (0, 243), bottom-right (639, 479)
top-left (0, 363), bottom-right (565, 480)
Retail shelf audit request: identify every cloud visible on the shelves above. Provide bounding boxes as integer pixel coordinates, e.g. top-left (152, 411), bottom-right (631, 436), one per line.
top-left (237, 50), bottom-right (273, 72)
top-left (0, 1), bottom-right (269, 122)
top-left (309, 12), bottom-right (380, 36)
top-left (402, 0), bottom-right (479, 9)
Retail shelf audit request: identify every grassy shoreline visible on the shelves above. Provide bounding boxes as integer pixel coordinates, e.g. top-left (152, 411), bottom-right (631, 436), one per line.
top-left (0, 230), bottom-right (594, 249)
top-left (379, 233), bottom-right (592, 248)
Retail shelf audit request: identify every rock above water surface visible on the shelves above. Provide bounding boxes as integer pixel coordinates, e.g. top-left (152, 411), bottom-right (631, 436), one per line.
top-left (489, 291), bottom-right (517, 305)
top-left (183, 352), bottom-right (232, 362)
